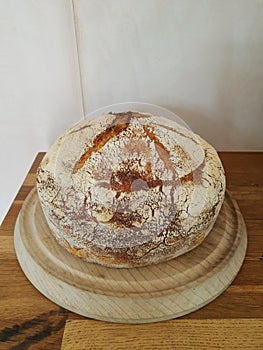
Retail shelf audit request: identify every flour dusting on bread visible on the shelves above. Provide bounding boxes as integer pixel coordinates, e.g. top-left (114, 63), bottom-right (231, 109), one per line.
top-left (37, 111), bottom-right (225, 268)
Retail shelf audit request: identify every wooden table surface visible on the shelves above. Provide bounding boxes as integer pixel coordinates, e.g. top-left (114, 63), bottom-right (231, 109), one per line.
top-left (0, 152), bottom-right (262, 349)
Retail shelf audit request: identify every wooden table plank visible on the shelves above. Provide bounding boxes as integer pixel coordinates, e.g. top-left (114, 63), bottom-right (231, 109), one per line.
top-left (0, 152), bottom-right (262, 349)
top-left (61, 318), bottom-right (263, 350)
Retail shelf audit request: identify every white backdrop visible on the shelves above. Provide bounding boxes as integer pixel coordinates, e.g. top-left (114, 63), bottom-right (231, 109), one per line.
top-left (1, 0), bottom-right (263, 224)
top-left (75, 0), bottom-right (263, 149)
top-left (0, 1), bottom-right (83, 224)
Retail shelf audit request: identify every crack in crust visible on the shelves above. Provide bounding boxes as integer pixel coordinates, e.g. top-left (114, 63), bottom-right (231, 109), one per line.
top-left (143, 125), bottom-right (178, 181)
top-left (156, 123), bottom-right (199, 145)
top-left (73, 113), bottom-right (132, 173)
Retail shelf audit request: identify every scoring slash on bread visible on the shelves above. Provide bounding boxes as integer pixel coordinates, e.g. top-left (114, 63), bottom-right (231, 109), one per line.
top-left (37, 111), bottom-right (225, 268)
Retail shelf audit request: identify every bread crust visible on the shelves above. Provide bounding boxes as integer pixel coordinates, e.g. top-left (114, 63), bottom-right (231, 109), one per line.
top-left (37, 111), bottom-right (225, 268)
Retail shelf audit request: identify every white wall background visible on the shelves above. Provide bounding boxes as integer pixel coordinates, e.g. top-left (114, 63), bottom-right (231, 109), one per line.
top-left (1, 0), bottom-right (263, 224)
top-left (0, 1), bottom-right (83, 224)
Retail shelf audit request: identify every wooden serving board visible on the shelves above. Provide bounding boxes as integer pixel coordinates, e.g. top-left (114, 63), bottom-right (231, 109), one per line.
top-left (14, 187), bottom-right (247, 324)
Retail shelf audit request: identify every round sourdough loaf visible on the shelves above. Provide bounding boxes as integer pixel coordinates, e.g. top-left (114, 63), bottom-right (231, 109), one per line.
top-left (37, 111), bottom-right (225, 268)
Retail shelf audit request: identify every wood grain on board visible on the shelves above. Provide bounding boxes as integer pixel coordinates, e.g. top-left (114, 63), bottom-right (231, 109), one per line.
top-left (14, 187), bottom-right (247, 323)
top-left (0, 152), bottom-right (262, 349)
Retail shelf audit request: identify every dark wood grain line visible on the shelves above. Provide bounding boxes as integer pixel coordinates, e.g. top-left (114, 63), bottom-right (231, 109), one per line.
top-left (14, 186), bottom-right (34, 201)
top-left (28, 152), bottom-right (45, 174)
top-left (0, 308), bottom-right (67, 348)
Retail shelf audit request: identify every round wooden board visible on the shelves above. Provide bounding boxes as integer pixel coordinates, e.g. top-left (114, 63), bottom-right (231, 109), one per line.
top-left (14, 188), bottom-right (247, 324)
